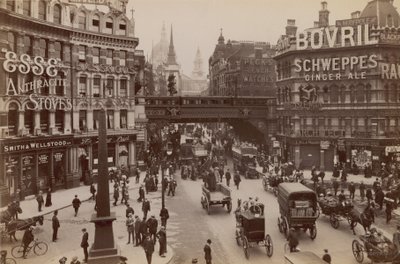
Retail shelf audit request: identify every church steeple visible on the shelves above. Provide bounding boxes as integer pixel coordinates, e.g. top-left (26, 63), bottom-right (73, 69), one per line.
top-left (192, 47), bottom-right (204, 79)
top-left (166, 25), bottom-right (178, 65)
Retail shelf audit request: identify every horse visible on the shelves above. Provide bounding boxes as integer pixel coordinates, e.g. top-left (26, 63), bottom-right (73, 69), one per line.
top-left (5, 216), bottom-right (44, 242)
top-left (0, 202), bottom-right (22, 224)
top-left (349, 204), bottom-right (375, 235)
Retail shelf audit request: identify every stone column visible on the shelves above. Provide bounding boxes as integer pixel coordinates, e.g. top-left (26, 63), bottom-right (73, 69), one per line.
top-left (87, 145), bottom-right (93, 171)
top-left (128, 141), bottom-right (136, 177)
top-left (115, 142), bottom-right (119, 167)
top-left (114, 109), bottom-right (120, 129)
top-left (64, 110), bottom-right (71, 134)
top-left (87, 110), bottom-right (93, 131)
top-left (320, 149), bottom-right (325, 171)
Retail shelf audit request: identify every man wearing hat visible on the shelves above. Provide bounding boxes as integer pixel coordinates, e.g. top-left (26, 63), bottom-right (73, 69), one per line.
top-left (156, 226), bottom-right (167, 257)
top-left (146, 215), bottom-right (158, 244)
top-left (52, 210), bottom-right (60, 242)
top-left (143, 234), bottom-right (154, 264)
top-left (393, 225), bottom-right (400, 250)
top-left (204, 239), bottom-right (212, 264)
top-left (287, 228), bottom-right (299, 253)
top-left (322, 249), bottom-right (331, 263)
top-left (22, 226), bottom-right (34, 258)
top-left (81, 228), bottom-right (89, 263)
top-left (134, 215), bottom-right (142, 246)
top-left (126, 213), bottom-right (135, 245)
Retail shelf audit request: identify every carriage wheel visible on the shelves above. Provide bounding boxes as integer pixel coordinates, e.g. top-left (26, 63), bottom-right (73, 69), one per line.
top-left (5, 258), bottom-right (17, 264)
top-left (11, 245), bottom-right (24, 258)
top-left (352, 240), bottom-right (364, 263)
top-left (330, 214), bottom-right (340, 229)
top-left (264, 234), bottom-right (273, 257)
top-left (309, 225), bottom-right (317, 240)
top-left (235, 229), bottom-right (241, 246)
top-left (242, 236), bottom-right (249, 259)
top-left (227, 201), bottom-right (232, 213)
top-left (34, 242), bottom-right (48, 256)
top-left (277, 217), bottom-right (283, 233)
top-left (284, 218), bottom-right (290, 239)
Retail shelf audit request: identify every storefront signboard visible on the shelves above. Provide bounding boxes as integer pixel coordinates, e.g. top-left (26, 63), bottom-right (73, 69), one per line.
top-left (76, 135), bottom-right (136, 145)
top-left (21, 155), bottom-right (34, 191)
top-left (335, 17), bottom-right (377, 27)
top-left (385, 146), bottom-right (400, 155)
top-left (38, 154), bottom-right (49, 164)
top-left (76, 62), bottom-right (136, 75)
top-left (2, 139), bottom-right (72, 154)
top-left (320, 141), bottom-right (330, 150)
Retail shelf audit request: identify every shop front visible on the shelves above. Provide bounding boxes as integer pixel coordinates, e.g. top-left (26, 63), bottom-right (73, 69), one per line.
top-left (0, 136), bottom-right (73, 203)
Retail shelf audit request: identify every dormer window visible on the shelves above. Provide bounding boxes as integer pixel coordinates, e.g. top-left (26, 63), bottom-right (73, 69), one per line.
top-left (92, 15), bottom-right (100, 32)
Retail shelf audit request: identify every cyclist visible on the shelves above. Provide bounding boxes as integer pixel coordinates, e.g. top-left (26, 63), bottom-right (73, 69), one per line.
top-left (22, 226), bottom-right (34, 259)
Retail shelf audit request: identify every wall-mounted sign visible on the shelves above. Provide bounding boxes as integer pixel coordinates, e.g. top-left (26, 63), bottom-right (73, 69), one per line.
top-left (76, 62), bottom-right (136, 75)
top-left (38, 154), bottom-right (49, 164)
top-left (76, 135), bottom-right (135, 145)
top-left (3, 139), bottom-right (72, 153)
top-left (380, 62), bottom-right (400, 80)
top-left (335, 17), bottom-right (377, 27)
top-left (283, 101), bottom-right (322, 110)
top-left (379, 32), bottom-right (400, 44)
top-left (273, 141), bottom-right (280, 148)
top-left (320, 141), bottom-right (330, 150)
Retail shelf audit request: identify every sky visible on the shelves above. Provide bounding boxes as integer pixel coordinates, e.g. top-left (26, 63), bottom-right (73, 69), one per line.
top-left (123, 0), bottom-right (399, 75)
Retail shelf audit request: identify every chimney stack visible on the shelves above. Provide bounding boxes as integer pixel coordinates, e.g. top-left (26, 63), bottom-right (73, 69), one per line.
top-left (285, 19), bottom-right (297, 36)
top-left (351, 11), bottom-right (361, 19)
top-left (319, 1), bottom-right (330, 27)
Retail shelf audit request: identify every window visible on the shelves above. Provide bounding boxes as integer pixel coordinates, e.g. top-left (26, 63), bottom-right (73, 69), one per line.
top-left (39, 0), bottom-right (46, 20)
top-left (107, 110), bottom-right (114, 129)
top-left (53, 4), bottom-right (62, 24)
top-left (79, 110), bottom-right (86, 131)
top-left (106, 49), bottom-right (113, 65)
top-left (8, 103), bottom-right (18, 136)
top-left (120, 79), bottom-right (127, 97)
top-left (8, 32), bottom-right (16, 52)
top-left (93, 77), bottom-right (101, 97)
top-left (23, 0), bottom-right (31, 16)
top-left (356, 84), bottom-right (365, 102)
top-left (55, 110), bottom-right (64, 132)
top-left (106, 77), bottom-right (114, 97)
top-left (78, 12), bottom-right (86, 29)
top-left (92, 47), bottom-right (100, 64)
top-left (40, 110), bottom-right (49, 134)
top-left (78, 45), bottom-right (86, 61)
top-left (105, 17), bottom-right (113, 34)
top-left (119, 20), bottom-right (126, 35)
top-left (120, 50), bottom-right (126, 66)
top-left (54, 41), bottom-right (62, 60)
top-left (79, 76), bottom-right (87, 97)
top-left (92, 15), bottom-right (100, 32)
top-left (93, 110), bottom-right (99, 130)
top-left (55, 73), bottom-right (64, 96)
top-left (24, 106), bottom-right (34, 135)
top-left (39, 39), bottom-right (48, 58)
top-left (23, 36), bottom-right (32, 55)
top-left (120, 110), bottom-right (127, 129)
top-left (6, 0), bottom-right (15, 11)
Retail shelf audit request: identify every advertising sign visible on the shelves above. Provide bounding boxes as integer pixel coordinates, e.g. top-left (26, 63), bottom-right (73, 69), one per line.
top-left (3, 139), bottom-right (72, 154)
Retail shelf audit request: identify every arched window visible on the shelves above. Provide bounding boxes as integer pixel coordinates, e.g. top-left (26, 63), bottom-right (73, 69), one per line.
top-left (79, 75), bottom-right (87, 97)
top-left (6, 0), bottom-right (15, 11)
top-left (120, 78), bottom-right (127, 97)
top-left (92, 14), bottom-right (100, 32)
top-left (24, 103), bottom-right (34, 135)
top-left (8, 102), bottom-right (19, 136)
top-left (23, 0), bottom-right (31, 16)
top-left (53, 4), bottom-right (62, 24)
top-left (119, 19), bottom-right (126, 35)
top-left (330, 85), bottom-right (339, 103)
top-left (78, 11), bottom-right (86, 29)
top-left (105, 17), bottom-right (113, 34)
top-left (39, 0), bottom-right (47, 20)
top-left (323, 86), bottom-right (329, 103)
top-left (106, 77), bottom-right (114, 97)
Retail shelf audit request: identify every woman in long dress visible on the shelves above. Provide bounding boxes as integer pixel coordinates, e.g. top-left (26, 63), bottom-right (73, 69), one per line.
top-left (45, 188), bottom-right (52, 207)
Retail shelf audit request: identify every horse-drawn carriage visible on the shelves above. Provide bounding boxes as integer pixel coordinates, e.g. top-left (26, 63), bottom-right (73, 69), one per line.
top-left (277, 183), bottom-right (319, 240)
top-left (201, 183), bottom-right (232, 214)
top-left (262, 173), bottom-right (283, 196)
top-left (318, 195), bottom-right (353, 229)
top-left (352, 232), bottom-right (400, 263)
top-left (234, 202), bottom-right (273, 259)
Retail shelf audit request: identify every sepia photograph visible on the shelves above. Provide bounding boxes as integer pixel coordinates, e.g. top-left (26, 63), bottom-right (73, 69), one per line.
top-left (0, 0), bottom-right (399, 263)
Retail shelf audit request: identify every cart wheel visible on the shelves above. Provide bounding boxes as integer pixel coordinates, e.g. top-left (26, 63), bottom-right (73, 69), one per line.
top-left (284, 218), bottom-right (290, 239)
top-left (352, 240), bottom-right (364, 263)
top-left (277, 217), bottom-right (283, 233)
top-left (242, 236), bottom-right (249, 259)
top-left (330, 214), bottom-right (340, 229)
top-left (265, 234), bottom-right (273, 257)
top-left (309, 225), bottom-right (317, 240)
top-left (235, 229), bottom-right (241, 246)
top-left (11, 245), bottom-right (24, 258)
top-left (227, 201), bottom-right (232, 213)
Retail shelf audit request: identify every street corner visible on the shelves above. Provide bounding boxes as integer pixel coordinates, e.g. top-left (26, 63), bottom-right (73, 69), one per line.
top-left (119, 242), bottom-right (174, 264)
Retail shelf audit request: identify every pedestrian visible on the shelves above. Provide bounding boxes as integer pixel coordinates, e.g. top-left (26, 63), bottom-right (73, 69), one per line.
top-left (142, 198), bottom-right (151, 219)
top-left (52, 210), bottom-right (60, 242)
top-left (147, 215), bottom-right (158, 243)
top-left (121, 184), bottom-right (128, 205)
top-left (359, 181), bottom-right (366, 202)
top-left (59, 256), bottom-right (67, 264)
top-left (72, 195), bottom-right (82, 217)
top-left (373, 178), bottom-right (381, 194)
top-left (322, 249), bottom-right (331, 264)
top-left (167, 178), bottom-right (177, 196)
top-left (341, 167), bottom-right (347, 182)
top-left (318, 170), bottom-right (325, 183)
top-left (159, 207), bottom-right (169, 228)
top-left (375, 188), bottom-right (385, 209)
top-left (136, 167), bottom-right (141, 184)
top-left (113, 187), bottom-right (119, 206)
top-left (143, 235), bottom-right (154, 264)
top-left (22, 226), bottom-right (34, 259)
top-left (36, 191), bottom-right (44, 212)
top-left (203, 239), bottom-right (212, 264)
top-left (70, 256), bottom-right (81, 264)
top-left (157, 226), bottom-right (167, 257)
top-left (126, 204), bottom-right (134, 218)
top-left (81, 228), bottom-right (89, 263)
top-left (348, 182), bottom-right (356, 200)
top-left (138, 185), bottom-right (145, 202)
top-left (90, 184), bottom-right (96, 201)
top-left (134, 215), bottom-right (142, 246)
top-left (218, 167), bottom-right (224, 182)
top-left (332, 179), bottom-right (339, 196)
top-left (140, 217), bottom-right (148, 243)
top-left (393, 225), bottom-right (400, 250)
top-left (287, 228), bottom-right (299, 253)
top-left (126, 213), bottom-right (135, 244)
top-left (225, 169), bottom-right (231, 187)
top-left (366, 188), bottom-right (373, 204)
top-left (234, 172), bottom-right (241, 190)
top-left (45, 188), bottom-right (52, 207)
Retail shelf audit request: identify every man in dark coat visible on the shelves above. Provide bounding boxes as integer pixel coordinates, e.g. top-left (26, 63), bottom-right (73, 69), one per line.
top-left (134, 215), bottom-right (142, 246)
top-left (225, 169), bottom-right (231, 187)
top-left (322, 249), bottom-right (332, 263)
top-left (287, 228), bottom-right (299, 252)
top-left (359, 181), bottom-right (366, 201)
top-left (143, 235), bottom-right (154, 264)
top-left (341, 168), bottom-right (348, 182)
top-left (348, 182), bottom-right (356, 200)
top-left (375, 188), bottom-right (385, 209)
top-left (140, 217), bottom-right (148, 243)
top-left (366, 188), bottom-right (373, 204)
top-left (138, 185), bottom-right (145, 202)
top-left (204, 239), bottom-right (212, 264)
top-left (146, 215), bottom-right (158, 244)
top-left (142, 198), bottom-right (151, 219)
top-left (113, 187), bottom-right (119, 206)
top-left (72, 195), bottom-right (82, 217)
top-left (52, 210), bottom-right (60, 242)
top-left (126, 204), bottom-right (134, 218)
top-left (156, 226), bottom-right (167, 257)
top-left (36, 191), bottom-right (44, 212)
top-left (90, 184), bottom-right (96, 201)
top-left (167, 179), bottom-right (177, 196)
top-left (333, 179), bottom-right (339, 196)
top-left (159, 207), bottom-right (169, 227)
top-left (81, 228), bottom-right (89, 263)
top-left (22, 226), bottom-right (34, 258)
top-left (234, 172), bottom-right (241, 190)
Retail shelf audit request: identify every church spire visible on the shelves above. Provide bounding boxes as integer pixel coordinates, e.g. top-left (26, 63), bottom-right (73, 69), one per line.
top-left (192, 47), bottom-right (204, 79)
top-left (166, 25), bottom-right (177, 65)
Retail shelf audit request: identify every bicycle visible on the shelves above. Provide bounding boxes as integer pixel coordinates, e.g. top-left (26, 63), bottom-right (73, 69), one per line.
top-left (0, 250), bottom-right (16, 264)
top-left (11, 238), bottom-right (48, 259)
